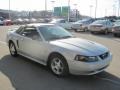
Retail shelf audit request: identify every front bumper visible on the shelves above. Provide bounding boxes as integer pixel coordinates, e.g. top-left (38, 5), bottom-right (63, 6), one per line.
top-left (68, 53), bottom-right (112, 75)
top-left (89, 26), bottom-right (108, 32)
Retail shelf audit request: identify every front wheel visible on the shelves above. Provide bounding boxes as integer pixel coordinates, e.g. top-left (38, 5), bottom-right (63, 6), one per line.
top-left (49, 54), bottom-right (69, 76)
top-left (91, 31), bottom-right (95, 34)
top-left (74, 29), bottom-right (78, 32)
top-left (9, 42), bottom-right (18, 57)
top-left (104, 29), bottom-right (108, 35)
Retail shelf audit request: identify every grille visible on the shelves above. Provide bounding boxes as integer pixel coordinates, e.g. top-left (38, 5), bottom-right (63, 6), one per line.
top-left (99, 52), bottom-right (109, 60)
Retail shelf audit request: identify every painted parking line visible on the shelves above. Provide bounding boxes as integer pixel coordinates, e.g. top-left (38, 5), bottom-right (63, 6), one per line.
top-left (0, 41), bottom-right (6, 45)
top-left (94, 75), bottom-right (120, 86)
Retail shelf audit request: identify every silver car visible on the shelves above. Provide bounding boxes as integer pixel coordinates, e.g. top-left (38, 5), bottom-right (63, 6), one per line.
top-left (50, 19), bottom-right (72, 30)
top-left (6, 23), bottom-right (112, 76)
top-left (71, 18), bottom-right (94, 32)
top-left (88, 20), bottom-right (113, 34)
top-left (112, 21), bottom-right (120, 37)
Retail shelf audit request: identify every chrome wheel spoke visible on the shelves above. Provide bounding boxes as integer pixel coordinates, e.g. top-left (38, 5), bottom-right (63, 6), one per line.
top-left (51, 58), bottom-right (64, 75)
top-left (10, 44), bottom-right (15, 54)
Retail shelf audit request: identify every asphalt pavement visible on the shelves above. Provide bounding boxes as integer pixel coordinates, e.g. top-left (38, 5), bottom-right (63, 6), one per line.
top-left (0, 26), bottom-right (120, 90)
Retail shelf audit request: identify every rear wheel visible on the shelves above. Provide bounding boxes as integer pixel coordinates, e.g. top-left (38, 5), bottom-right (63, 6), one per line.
top-left (49, 54), bottom-right (69, 76)
top-left (113, 33), bottom-right (120, 37)
top-left (9, 42), bottom-right (18, 57)
top-left (104, 29), bottom-right (108, 35)
top-left (74, 29), bottom-right (78, 32)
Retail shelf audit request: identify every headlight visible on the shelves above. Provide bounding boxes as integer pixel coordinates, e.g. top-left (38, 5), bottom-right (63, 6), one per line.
top-left (74, 55), bottom-right (98, 62)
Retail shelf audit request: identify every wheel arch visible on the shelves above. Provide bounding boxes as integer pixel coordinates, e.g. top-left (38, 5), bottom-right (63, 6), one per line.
top-left (8, 40), bottom-right (14, 46)
top-left (47, 52), bottom-right (68, 67)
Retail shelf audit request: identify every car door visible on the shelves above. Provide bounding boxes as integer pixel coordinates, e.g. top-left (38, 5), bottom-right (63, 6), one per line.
top-left (18, 26), bottom-right (47, 64)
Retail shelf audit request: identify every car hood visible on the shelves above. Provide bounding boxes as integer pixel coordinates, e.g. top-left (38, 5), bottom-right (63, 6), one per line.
top-left (113, 25), bottom-right (120, 27)
top-left (50, 38), bottom-right (108, 56)
top-left (90, 24), bottom-right (103, 26)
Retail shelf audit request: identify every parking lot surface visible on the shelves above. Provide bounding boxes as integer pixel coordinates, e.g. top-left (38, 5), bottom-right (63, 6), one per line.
top-left (0, 26), bottom-right (120, 90)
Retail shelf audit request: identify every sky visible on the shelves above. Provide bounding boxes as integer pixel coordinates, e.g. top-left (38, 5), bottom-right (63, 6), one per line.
top-left (0, 0), bottom-right (119, 18)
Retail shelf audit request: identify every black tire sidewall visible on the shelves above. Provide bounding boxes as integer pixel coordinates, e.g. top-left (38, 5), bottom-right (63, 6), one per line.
top-left (9, 42), bottom-right (18, 57)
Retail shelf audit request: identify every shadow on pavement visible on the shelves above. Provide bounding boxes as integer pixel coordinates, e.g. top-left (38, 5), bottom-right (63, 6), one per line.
top-left (0, 55), bottom-right (120, 90)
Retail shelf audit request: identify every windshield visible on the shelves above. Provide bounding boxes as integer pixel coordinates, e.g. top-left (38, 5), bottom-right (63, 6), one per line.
top-left (39, 26), bottom-right (73, 41)
top-left (114, 21), bottom-right (120, 26)
top-left (92, 20), bottom-right (107, 25)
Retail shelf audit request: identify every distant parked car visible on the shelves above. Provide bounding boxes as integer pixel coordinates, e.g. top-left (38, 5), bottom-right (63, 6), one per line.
top-left (71, 18), bottom-right (95, 32)
top-left (4, 19), bottom-right (13, 26)
top-left (0, 20), bottom-right (4, 25)
top-left (88, 20), bottom-right (113, 34)
top-left (30, 18), bottom-right (37, 23)
top-left (23, 18), bottom-right (30, 24)
top-left (50, 19), bottom-right (72, 30)
top-left (13, 18), bottom-right (24, 25)
top-left (112, 21), bottom-right (120, 37)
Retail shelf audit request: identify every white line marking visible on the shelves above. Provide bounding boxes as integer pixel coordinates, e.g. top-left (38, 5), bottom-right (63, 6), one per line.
top-left (94, 75), bottom-right (120, 86)
top-left (0, 41), bottom-right (6, 45)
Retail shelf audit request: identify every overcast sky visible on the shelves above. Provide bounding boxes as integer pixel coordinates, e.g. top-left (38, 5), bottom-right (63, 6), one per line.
top-left (0, 0), bottom-right (118, 17)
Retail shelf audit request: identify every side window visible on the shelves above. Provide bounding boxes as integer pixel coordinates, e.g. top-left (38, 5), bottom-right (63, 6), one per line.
top-left (21, 27), bottom-right (41, 41)
top-left (16, 26), bottom-right (24, 34)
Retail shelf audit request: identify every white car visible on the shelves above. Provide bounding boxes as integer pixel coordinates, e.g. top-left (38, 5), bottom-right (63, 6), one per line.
top-left (50, 19), bottom-right (72, 30)
top-left (6, 23), bottom-right (112, 76)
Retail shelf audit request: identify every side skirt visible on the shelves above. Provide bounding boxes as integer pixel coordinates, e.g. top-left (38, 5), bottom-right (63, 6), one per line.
top-left (18, 52), bottom-right (47, 66)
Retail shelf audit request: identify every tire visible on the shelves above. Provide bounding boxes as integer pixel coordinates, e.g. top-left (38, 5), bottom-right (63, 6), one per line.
top-left (9, 42), bottom-right (18, 57)
top-left (49, 54), bottom-right (69, 76)
top-left (113, 33), bottom-right (120, 37)
top-left (74, 29), bottom-right (78, 32)
top-left (113, 33), bottom-right (117, 37)
top-left (104, 29), bottom-right (108, 35)
top-left (84, 28), bottom-right (88, 32)
top-left (91, 31), bottom-right (95, 34)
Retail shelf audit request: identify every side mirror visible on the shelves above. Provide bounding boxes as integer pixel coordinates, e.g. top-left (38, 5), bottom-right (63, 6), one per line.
top-left (22, 33), bottom-right (26, 36)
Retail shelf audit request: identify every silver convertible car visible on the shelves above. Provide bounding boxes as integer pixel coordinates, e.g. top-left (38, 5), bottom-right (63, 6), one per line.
top-left (6, 23), bottom-right (112, 76)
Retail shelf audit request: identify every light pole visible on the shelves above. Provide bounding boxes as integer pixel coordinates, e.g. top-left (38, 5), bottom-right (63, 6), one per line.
top-left (118, 0), bottom-right (120, 16)
top-left (8, 0), bottom-right (11, 19)
top-left (68, 0), bottom-right (70, 22)
top-left (74, 4), bottom-right (77, 21)
top-left (51, 1), bottom-right (55, 18)
top-left (45, 0), bottom-right (47, 11)
top-left (89, 5), bottom-right (93, 17)
top-left (95, 0), bottom-right (98, 18)
top-left (44, 0), bottom-right (47, 18)
top-left (113, 4), bottom-right (116, 16)
top-left (105, 8), bottom-right (107, 16)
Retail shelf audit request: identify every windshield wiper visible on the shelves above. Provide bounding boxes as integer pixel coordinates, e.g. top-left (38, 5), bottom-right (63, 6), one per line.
top-left (61, 36), bottom-right (72, 39)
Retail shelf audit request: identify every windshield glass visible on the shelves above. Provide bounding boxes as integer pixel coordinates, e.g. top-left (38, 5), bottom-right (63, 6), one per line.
top-left (92, 20), bottom-right (107, 25)
top-left (39, 26), bottom-right (73, 41)
top-left (114, 21), bottom-right (120, 26)
top-left (76, 18), bottom-right (91, 23)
